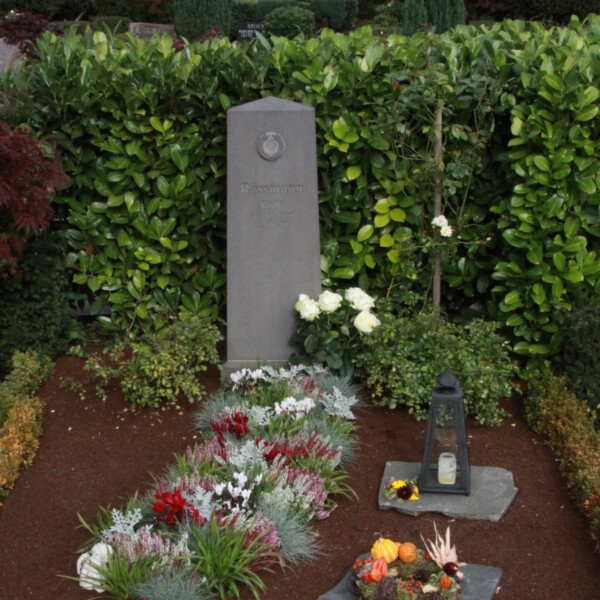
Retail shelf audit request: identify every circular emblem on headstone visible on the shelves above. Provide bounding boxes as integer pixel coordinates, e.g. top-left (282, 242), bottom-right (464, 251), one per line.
top-left (257, 131), bottom-right (286, 161)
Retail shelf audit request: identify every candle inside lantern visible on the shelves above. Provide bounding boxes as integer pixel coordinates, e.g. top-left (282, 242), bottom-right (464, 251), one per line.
top-left (438, 452), bottom-right (457, 484)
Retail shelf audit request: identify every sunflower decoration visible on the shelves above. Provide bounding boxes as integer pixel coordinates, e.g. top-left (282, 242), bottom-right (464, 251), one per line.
top-left (384, 477), bottom-right (419, 502)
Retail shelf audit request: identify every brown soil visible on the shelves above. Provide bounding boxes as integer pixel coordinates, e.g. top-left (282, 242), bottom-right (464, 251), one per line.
top-left (1, 353), bottom-right (599, 600)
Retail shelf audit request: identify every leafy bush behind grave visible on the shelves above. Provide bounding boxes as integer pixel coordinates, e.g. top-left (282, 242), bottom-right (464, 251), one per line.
top-left (355, 312), bottom-right (516, 424)
top-left (6, 20), bottom-right (600, 365)
top-left (0, 237), bottom-right (74, 376)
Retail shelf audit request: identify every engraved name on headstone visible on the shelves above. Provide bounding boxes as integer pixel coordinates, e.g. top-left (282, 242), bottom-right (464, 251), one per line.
top-left (223, 97), bottom-right (321, 377)
top-left (236, 21), bottom-right (265, 41)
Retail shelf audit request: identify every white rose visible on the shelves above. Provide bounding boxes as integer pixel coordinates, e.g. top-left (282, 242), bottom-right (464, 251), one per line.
top-left (431, 215), bottom-right (448, 228)
top-left (294, 293), bottom-right (310, 311)
top-left (440, 225), bottom-right (453, 238)
top-left (298, 298), bottom-right (321, 321)
top-left (345, 287), bottom-right (375, 311)
top-left (318, 290), bottom-right (343, 313)
top-left (344, 287), bottom-right (363, 304)
top-left (354, 310), bottom-right (381, 334)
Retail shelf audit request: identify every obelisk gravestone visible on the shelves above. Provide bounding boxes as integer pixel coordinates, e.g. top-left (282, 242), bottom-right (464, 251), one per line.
top-left (223, 97), bottom-right (321, 378)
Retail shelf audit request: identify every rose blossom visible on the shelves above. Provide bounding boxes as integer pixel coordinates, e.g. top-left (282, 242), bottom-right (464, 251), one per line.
top-left (299, 298), bottom-right (320, 321)
top-left (431, 215), bottom-right (448, 228)
top-left (344, 287), bottom-right (375, 311)
top-left (440, 225), bottom-right (453, 238)
top-left (318, 290), bottom-right (343, 313)
top-left (354, 310), bottom-right (381, 334)
top-left (295, 294), bottom-right (321, 321)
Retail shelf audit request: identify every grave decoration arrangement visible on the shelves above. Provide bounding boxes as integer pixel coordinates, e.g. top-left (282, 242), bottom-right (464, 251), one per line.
top-left (75, 365), bottom-right (362, 599)
top-left (383, 476), bottom-right (420, 502)
top-left (350, 526), bottom-right (464, 600)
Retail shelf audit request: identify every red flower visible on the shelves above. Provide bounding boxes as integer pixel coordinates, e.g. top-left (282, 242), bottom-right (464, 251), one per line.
top-left (153, 485), bottom-right (203, 526)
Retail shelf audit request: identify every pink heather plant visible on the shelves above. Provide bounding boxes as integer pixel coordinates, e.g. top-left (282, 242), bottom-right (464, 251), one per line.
top-left (111, 526), bottom-right (191, 568)
top-left (281, 465), bottom-right (335, 520)
top-left (220, 511), bottom-right (281, 571)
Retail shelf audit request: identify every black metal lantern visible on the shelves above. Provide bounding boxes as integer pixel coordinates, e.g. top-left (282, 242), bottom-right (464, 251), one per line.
top-left (418, 369), bottom-right (471, 495)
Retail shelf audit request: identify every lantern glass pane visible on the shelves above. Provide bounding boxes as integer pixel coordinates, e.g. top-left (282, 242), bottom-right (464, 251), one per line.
top-left (432, 402), bottom-right (459, 484)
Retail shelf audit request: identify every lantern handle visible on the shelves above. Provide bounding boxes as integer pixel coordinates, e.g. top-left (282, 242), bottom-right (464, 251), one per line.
top-left (436, 369), bottom-right (458, 390)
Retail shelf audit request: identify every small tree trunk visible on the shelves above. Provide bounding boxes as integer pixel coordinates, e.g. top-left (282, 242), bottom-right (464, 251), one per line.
top-left (433, 103), bottom-right (443, 309)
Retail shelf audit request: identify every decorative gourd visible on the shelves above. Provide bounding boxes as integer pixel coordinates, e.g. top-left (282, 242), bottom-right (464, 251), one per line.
top-left (397, 542), bottom-right (417, 563)
top-left (363, 557), bottom-right (388, 583)
top-left (371, 537), bottom-right (399, 564)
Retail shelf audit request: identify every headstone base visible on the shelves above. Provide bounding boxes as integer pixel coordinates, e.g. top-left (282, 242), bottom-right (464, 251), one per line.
top-left (379, 461), bottom-right (518, 522)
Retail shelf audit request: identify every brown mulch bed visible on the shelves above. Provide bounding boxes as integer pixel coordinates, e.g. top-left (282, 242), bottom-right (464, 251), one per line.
top-left (1, 353), bottom-right (599, 600)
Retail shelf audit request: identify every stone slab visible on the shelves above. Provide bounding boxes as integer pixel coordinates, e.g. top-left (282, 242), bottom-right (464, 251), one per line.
top-left (318, 556), bottom-right (501, 600)
top-left (379, 461), bottom-right (518, 522)
top-left (128, 22), bottom-right (175, 39)
top-left (0, 39), bottom-right (22, 71)
top-left (223, 97), bottom-right (321, 379)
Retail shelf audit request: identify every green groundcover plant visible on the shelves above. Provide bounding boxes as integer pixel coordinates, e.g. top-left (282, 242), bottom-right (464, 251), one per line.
top-left (75, 365), bottom-right (360, 598)
top-left (84, 314), bottom-right (222, 408)
top-left (355, 312), bottom-right (518, 424)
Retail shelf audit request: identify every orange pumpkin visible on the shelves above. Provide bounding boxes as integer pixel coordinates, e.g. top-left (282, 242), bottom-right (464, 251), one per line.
top-left (362, 557), bottom-right (388, 583)
top-left (397, 542), bottom-right (417, 563)
top-left (371, 537), bottom-right (399, 564)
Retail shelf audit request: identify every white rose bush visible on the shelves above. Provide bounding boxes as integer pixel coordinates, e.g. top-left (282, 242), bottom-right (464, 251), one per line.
top-left (291, 288), bottom-right (380, 377)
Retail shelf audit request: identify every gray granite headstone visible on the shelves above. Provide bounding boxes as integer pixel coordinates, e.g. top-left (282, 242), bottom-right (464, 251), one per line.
top-left (223, 97), bottom-right (321, 378)
top-left (0, 39), bottom-right (22, 72)
top-left (128, 22), bottom-right (176, 39)
top-left (318, 554), bottom-right (501, 600)
top-left (379, 461), bottom-right (518, 522)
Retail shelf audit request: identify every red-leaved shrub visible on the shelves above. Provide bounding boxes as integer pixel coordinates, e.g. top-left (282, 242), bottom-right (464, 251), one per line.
top-left (0, 120), bottom-right (69, 272)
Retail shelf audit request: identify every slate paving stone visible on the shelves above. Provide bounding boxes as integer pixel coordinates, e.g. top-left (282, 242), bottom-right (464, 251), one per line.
top-left (0, 39), bottom-right (22, 71)
top-left (379, 461), bottom-right (518, 522)
top-left (317, 557), bottom-right (502, 600)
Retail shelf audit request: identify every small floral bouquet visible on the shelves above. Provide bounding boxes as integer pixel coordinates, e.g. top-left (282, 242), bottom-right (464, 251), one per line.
top-left (384, 477), bottom-right (419, 502)
top-left (349, 526), bottom-right (465, 599)
top-left (290, 287), bottom-right (381, 377)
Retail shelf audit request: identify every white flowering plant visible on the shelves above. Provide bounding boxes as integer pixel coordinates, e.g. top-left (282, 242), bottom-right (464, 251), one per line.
top-left (290, 288), bottom-right (381, 377)
top-left (75, 364), bottom-right (361, 598)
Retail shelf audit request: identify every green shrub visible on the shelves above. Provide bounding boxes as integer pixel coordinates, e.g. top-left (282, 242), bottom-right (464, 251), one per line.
top-left (0, 238), bottom-right (73, 377)
top-left (358, 0), bottom-right (387, 20)
top-left (175, 0), bottom-right (233, 39)
top-left (311, 0), bottom-right (357, 31)
top-left (398, 0), bottom-right (428, 35)
top-left (255, 0), bottom-right (297, 19)
top-left (0, 349), bottom-right (51, 503)
top-left (89, 0), bottom-right (175, 22)
top-left (90, 15), bottom-right (131, 34)
top-left (424, 0), bottom-right (466, 33)
top-left (8, 21), bottom-right (600, 363)
top-left (0, 0), bottom-right (81, 19)
top-left (86, 315), bottom-right (222, 408)
top-left (529, 0), bottom-right (600, 24)
top-left (88, 0), bottom-right (145, 20)
top-left (524, 368), bottom-right (600, 551)
top-left (355, 313), bottom-right (517, 424)
top-left (555, 299), bottom-right (600, 427)
top-left (0, 350), bottom-right (53, 425)
top-left (264, 5), bottom-right (314, 37)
